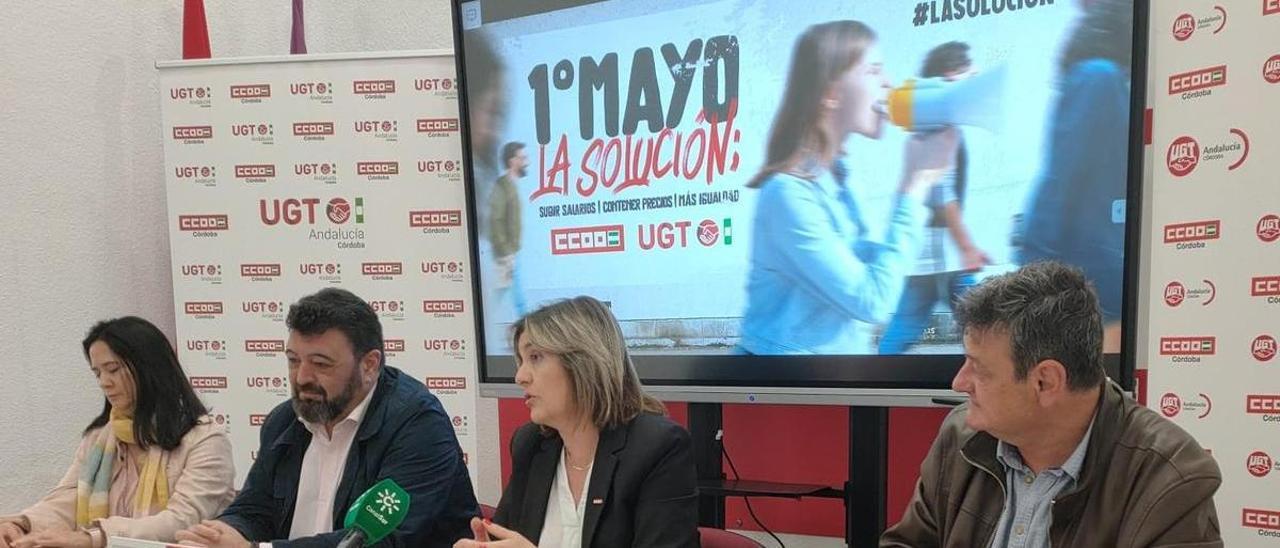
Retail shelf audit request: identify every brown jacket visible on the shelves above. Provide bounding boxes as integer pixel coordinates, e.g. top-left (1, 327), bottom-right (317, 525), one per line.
top-left (882, 381), bottom-right (1223, 548)
top-left (1, 417), bottom-right (235, 542)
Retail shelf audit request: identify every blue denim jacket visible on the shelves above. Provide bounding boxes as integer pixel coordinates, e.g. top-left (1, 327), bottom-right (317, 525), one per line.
top-left (740, 161), bottom-right (927, 354)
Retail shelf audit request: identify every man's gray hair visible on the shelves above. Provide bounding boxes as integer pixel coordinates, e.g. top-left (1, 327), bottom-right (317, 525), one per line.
top-left (954, 261), bottom-right (1106, 390)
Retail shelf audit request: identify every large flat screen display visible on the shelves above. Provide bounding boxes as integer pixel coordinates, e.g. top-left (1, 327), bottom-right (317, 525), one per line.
top-left (452, 0), bottom-right (1143, 394)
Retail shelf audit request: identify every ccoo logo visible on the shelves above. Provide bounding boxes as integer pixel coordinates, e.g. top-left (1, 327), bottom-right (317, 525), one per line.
top-left (184, 301), bottom-right (224, 315)
top-left (551, 225), bottom-right (625, 255)
top-left (409, 210), bottom-right (462, 228)
top-left (1248, 394), bottom-right (1280, 414)
top-left (1168, 65), bottom-right (1227, 94)
top-left (1163, 220), bottom-right (1220, 244)
top-left (190, 376), bottom-right (228, 390)
top-left (416, 118), bottom-right (460, 133)
top-left (356, 162), bottom-right (399, 176)
top-left (293, 121), bottom-right (335, 136)
top-left (423, 300), bottom-right (465, 314)
top-left (245, 340), bottom-right (286, 353)
top-left (1243, 508), bottom-right (1280, 531)
top-left (1254, 276), bottom-right (1280, 297)
top-left (173, 126), bottom-right (213, 140)
top-left (361, 262), bottom-right (403, 277)
top-left (1159, 336), bottom-right (1215, 356)
top-left (230, 84), bottom-right (271, 99)
top-left (235, 164), bottom-right (276, 179)
top-left (426, 377), bottom-right (468, 390)
top-left (353, 80), bottom-right (396, 94)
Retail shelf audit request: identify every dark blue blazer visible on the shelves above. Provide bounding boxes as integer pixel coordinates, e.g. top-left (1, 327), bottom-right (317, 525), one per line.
top-left (218, 366), bottom-right (478, 548)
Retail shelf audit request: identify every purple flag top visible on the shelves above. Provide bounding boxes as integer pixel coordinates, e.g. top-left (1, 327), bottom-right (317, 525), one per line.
top-left (290, 0), bottom-right (307, 54)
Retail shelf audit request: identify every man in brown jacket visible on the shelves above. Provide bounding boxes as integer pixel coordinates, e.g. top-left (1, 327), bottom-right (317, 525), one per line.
top-left (881, 262), bottom-right (1222, 547)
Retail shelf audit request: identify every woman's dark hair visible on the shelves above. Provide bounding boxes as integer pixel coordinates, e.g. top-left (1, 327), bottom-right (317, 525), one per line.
top-left (747, 21), bottom-right (876, 188)
top-left (1059, 0), bottom-right (1133, 75)
top-left (82, 316), bottom-right (208, 450)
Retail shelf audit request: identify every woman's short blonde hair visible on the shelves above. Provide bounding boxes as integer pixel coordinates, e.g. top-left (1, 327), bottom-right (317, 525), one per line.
top-left (511, 296), bottom-right (665, 429)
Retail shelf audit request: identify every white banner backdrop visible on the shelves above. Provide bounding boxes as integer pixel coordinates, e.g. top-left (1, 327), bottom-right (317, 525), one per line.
top-left (1143, 1), bottom-right (1280, 544)
top-left (158, 51), bottom-right (479, 488)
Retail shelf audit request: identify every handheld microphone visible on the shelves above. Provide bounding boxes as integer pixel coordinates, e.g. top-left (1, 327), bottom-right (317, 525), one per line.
top-left (335, 478), bottom-right (411, 548)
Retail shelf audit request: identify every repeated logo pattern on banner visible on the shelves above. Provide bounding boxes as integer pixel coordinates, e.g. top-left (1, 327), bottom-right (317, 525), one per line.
top-left (1145, 2), bottom-right (1280, 543)
top-left (158, 53), bottom-right (478, 487)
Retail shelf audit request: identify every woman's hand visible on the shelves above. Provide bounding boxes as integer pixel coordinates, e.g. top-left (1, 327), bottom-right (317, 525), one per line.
top-left (900, 127), bottom-right (960, 197)
top-left (10, 530), bottom-right (90, 548)
top-left (174, 520), bottom-right (250, 548)
top-left (453, 518), bottom-right (535, 548)
top-left (0, 523), bottom-right (26, 548)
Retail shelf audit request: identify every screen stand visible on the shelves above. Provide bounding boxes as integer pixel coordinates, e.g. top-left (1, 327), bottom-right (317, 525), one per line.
top-left (848, 406), bottom-right (889, 545)
top-left (690, 402), bottom-right (726, 529)
top-left (690, 402), bottom-right (889, 546)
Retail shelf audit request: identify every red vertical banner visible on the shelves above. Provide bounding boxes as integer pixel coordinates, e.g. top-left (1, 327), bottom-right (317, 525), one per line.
top-left (1144, 108), bottom-right (1153, 146)
top-left (182, 0), bottom-right (212, 59)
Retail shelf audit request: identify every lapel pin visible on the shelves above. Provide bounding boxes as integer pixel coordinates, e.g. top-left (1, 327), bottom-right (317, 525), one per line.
top-left (592, 498), bottom-right (604, 505)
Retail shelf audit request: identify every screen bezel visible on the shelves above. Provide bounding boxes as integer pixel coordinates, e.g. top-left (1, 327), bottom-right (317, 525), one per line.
top-left (449, 0), bottom-right (1149, 403)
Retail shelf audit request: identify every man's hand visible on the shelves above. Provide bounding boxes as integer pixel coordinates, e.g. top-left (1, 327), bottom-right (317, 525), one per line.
top-left (11, 530), bottom-right (90, 548)
top-left (175, 520), bottom-right (251, 548)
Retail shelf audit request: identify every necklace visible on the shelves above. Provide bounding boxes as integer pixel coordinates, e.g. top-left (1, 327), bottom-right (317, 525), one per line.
top-left (564, 448), bottom-right (593, 471)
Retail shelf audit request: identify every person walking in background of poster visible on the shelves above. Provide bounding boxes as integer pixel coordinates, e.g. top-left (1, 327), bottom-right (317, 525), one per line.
top-left (878, 41), bottom-right (991, 354)
top-left (490, 141), bottom-right (528, 317)
top-left (1015, 0), bottom-right (1132, 352)
top-left (461, 30), bottom-right (519, 351)
top-left (739, 20), bottom-right (959, 355)
top-left (462, 30), bottom-right (507, 232)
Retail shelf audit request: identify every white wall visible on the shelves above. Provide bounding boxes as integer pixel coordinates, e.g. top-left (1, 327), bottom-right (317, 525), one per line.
top-left (0, 0), bottom-right (502, 513)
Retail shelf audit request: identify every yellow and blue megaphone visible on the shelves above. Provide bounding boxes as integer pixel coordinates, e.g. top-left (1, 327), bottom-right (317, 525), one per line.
top-left (884, 64), bottom-right (1008, 132)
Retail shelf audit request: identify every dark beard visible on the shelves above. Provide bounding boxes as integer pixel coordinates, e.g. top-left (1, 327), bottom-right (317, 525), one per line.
top-left (291, 369), bottom-right (362, 424)
top-left (515, 165), bottom-right (527, 178)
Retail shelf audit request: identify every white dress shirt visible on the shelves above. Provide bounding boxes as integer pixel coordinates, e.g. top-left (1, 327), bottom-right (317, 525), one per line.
top-left (288, 384), bottom-right (377, 540)
top-left (537, 449), bottom-right (593, 548)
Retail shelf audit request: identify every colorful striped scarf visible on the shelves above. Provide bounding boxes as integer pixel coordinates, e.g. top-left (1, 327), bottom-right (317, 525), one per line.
top-left (75, 410), bottom-right (169, 527)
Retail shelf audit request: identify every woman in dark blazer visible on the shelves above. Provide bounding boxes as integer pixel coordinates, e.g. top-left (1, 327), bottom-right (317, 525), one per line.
top-left (455, 296), bottom-right (699, 548)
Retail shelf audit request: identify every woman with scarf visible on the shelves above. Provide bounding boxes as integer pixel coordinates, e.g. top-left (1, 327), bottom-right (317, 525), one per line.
top-left (0, 317), bottom-right (234, 548)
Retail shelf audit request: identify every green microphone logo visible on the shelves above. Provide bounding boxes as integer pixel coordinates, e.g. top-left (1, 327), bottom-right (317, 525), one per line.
top-left (339, 478), bottom-right (410, 547)
top-left (375, 488), bottom-right (403, 516)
